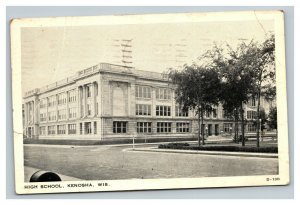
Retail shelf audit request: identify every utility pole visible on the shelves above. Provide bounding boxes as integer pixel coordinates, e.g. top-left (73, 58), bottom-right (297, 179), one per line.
top-left (111, 39), bottom-right (133, 68)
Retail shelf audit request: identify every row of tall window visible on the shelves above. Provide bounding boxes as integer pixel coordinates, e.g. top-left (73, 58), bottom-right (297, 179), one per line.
top-left (135, 86), bottom-right (171, 100)
top-left (79, 122), bottom-right (97, 134)
top-left (41, 122), bottom-right (97, 135)
top-left (247, 110), bottom-right (257, 119)
top-left (41, 107), bottom-right (78, 122)
top-left (206, 109), bottom-right (218, 118)
top-left (40, 89), bottom-right (78, 109)
top-left (40, 121), bottom-right (257, 135)
top-left (156, 106), bottom-right (171, 116)
top-left (224, 123), bottom-right (257, 132)
top-left (113, 121), bottom-right (191, 134)
top-left (135, 104), bottom-right (189, 117)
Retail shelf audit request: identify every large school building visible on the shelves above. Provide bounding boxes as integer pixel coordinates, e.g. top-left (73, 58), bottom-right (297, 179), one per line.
top-left (23, 63), bottom-right (272, 140)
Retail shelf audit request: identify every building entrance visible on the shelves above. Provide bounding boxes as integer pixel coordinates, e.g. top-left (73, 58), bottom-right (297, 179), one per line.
top-left (215, 124), bottom-right (219, 135)
top-left (28, 127), bottom-right (33, 138)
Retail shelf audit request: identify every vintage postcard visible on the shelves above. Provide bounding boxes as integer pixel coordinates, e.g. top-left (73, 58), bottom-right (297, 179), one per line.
top-left (11, 11), bottom-right (289, 194)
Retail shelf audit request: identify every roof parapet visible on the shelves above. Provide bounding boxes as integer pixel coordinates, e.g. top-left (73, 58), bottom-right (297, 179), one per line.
top-left (24, 63), bottom-right (169, 98)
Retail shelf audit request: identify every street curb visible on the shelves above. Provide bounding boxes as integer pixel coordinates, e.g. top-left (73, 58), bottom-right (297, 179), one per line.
top-left (127, 147), bottom-right (278, 159)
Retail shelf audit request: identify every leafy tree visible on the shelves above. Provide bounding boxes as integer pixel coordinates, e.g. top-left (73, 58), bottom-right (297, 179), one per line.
top-left (168, 65), bottom-right (221, 147)
top-left (202, 42), bottom-right (257, 146)
top-left (268, 106), bottom-right (277, 130)
top-left (249, 34), bottom-right (275, 147)
top-left (205, 34), bottom-right (275, 147)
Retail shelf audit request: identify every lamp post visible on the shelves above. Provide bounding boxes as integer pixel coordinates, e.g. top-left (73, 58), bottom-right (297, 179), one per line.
top-left (132, 135), bottom-right (135, 150)
top-left (259, 118), bottom-right (262, 142)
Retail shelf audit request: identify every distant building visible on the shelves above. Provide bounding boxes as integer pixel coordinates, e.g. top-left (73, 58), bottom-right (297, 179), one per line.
top-left (23, 63), bottom-right (274, 140)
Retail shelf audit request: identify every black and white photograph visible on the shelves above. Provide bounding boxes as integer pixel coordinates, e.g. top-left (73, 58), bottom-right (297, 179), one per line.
top-left (10, 10), bottom-right (289, 194)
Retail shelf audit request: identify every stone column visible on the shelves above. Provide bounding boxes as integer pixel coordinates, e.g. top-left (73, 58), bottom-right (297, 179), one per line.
top-left (91, 83), bottom-right (95, 116)
top-left (127, 84), bottom-right (130, 117)
top-left (76, 122), bottom-right (81, 135)
top-left (82, 122), bottom-right (86, 135)
top-left (66, 124), bottom-right (68, 135)
top-left (152, 86), bottom-right (155, 116)
top-left (171, 89), bottom-right (175, 117)
top-left (66, 91), bottom-right (69, 120)
top-left (91, 121), bottom-right (94, 135)
top-left (77, 86), bottom-right (81, 118)
top-left (24, 103), bottom-right (28, 126)
top-left (83, 85), bottom-right (86, 117)
top-left (55, 95), bottom-right (58, 122)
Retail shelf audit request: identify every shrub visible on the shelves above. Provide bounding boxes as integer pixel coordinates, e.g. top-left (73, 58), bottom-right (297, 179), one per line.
top-left (158, 143), bottom-right (190, 149)
top-left (157, 144), bottom-right (277, 153)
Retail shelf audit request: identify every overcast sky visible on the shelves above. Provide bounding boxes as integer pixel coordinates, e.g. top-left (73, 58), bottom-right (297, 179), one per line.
top-left (21, 19), bottom-right (274, 94)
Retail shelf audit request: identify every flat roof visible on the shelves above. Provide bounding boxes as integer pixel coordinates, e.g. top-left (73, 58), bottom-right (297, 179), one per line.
top-left (24, 63), bottom-right (169, 98)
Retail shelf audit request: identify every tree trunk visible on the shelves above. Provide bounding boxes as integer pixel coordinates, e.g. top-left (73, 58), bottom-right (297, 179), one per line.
top-left (201, 108), bottom-right (205, 146)
top-left (241, 103), bottom-right (245, 147)
top-left (256, 68), bottom-right (263, 147)
top-left (256, 89), bottom-right (262, 148)
top-left (236, 120), bottom-right (239, 144)
top-left (198, 107), bottom-right (201, 147)
top-left (234, 109), bottom-right (238, 143)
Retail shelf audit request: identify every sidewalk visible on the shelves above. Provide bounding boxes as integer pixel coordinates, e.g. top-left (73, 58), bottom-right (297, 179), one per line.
top-left (127, 147), bottom-right (278, 159)
top-left (24, 140), bottom-right (198, 148)
top-left (24, 166), bottom-right (82, 182)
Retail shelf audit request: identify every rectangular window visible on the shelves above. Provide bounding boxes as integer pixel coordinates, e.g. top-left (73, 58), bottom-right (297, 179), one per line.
top-left (69, 107), bottom-right (77, 119)
top-left (205, 111), bottom-right (210, 118)
top-left (135, 86), bottom-right (151, 99)
top-left (48, 96), bottom-right (56, 107)
top-left (113, 121), bottom-right (127, 133)
top-left (68, 89), bottom-right (77, 103)
top-left (156, 88), bottom-right (171, 100)
top-left (247, 110), bottom-right (257, 119)
top-left (224, 123), bottom-right (233, 133)
top-left (57, 93), bottom-right (67, 105)
top-left (58, 109), bottom-right (67, 120)
top-left (48, 111), bottom-right (57, 121)
top-left (176, 122), bottom-right (190, 133)
top-left (68, 124), bottom-right (76, 134)
top-left (94, 122), bottom-right (97, 134)
top-left (85, 122), bottom-right (92, 134)
top-left (156, 106), bottom-right (171, 116)
top-left (57, 125), bottom-right (66, 135)
top-left (136, 104), bottom-right (151, 116)
top-left (40, 113), bottom-right (47, 122)
top-left (248, 124), bottom-right (256, 132)
top-left (157, 122), bottom-right (172, 133)
top-left (212, 109), bottom-right (217, 118)
top-left (249, 98), bottom-right (256, 107)
top-left (175, 106), bottom-right (188, 117)
top-left (137, 122), bottom-right (152, 133)
top-left (39, 126), bottom-right (46, 135)
top-left (40, 99), bottom-right (47, 108)
top-left (48, 125), bottom-right (56, 135)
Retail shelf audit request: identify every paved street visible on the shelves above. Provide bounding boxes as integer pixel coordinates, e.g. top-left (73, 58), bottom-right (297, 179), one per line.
top-left (24, 143), bottom-right (278, 181)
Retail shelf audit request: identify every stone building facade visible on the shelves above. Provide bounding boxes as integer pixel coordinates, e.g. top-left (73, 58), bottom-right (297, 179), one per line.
top-left (23, 63), bottom-right (273, 140)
